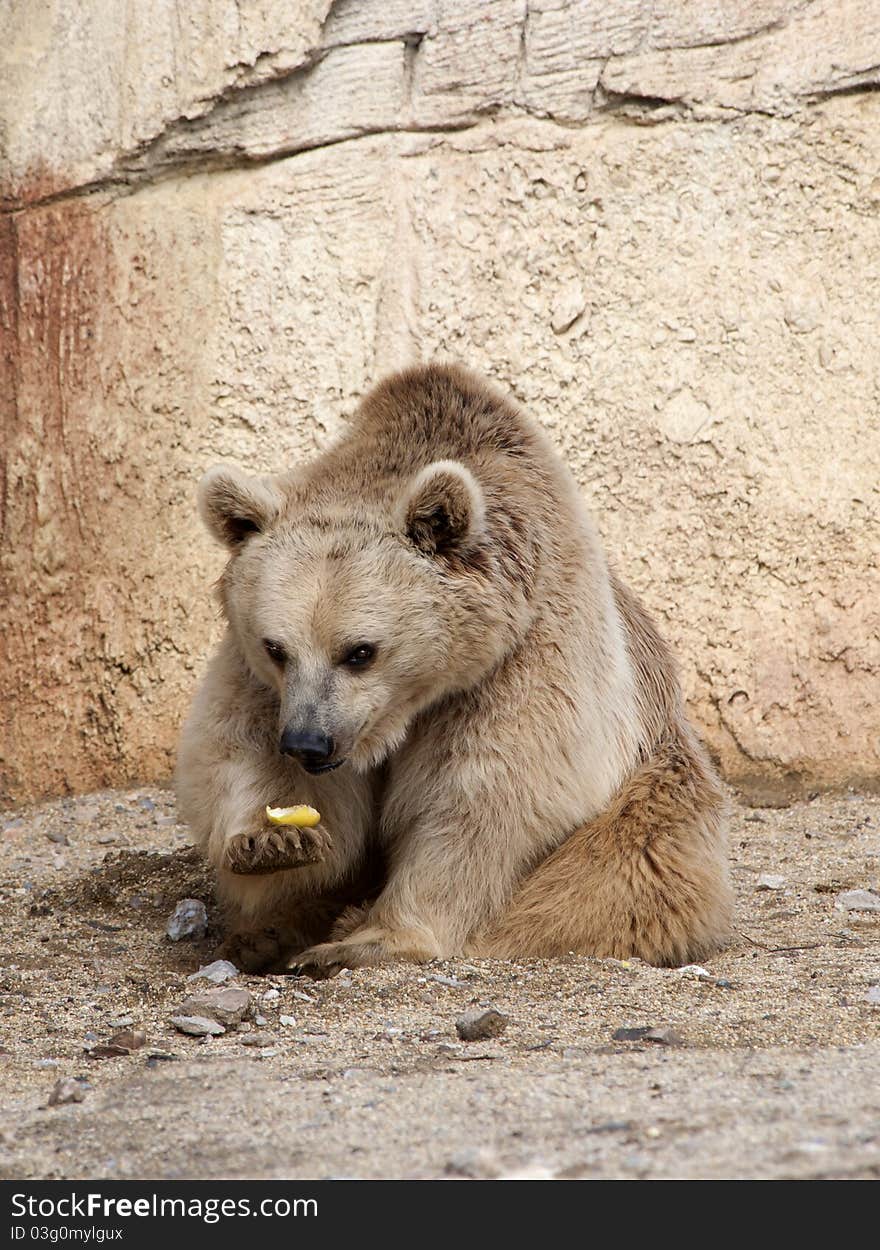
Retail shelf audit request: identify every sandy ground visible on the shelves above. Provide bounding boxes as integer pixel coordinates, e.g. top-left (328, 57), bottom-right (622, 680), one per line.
top-left (0, 786), bottom-right (878, 1180)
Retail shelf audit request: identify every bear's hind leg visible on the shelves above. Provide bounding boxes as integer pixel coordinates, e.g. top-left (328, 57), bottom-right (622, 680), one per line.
top-left (476, 726), bottom-right (733, 966)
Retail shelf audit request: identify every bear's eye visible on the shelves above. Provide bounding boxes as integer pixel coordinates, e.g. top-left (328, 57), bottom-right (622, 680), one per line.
top-left (341, 643), bottom-right (376, 669)
top-left (263, 639), bottom-right (287, 665)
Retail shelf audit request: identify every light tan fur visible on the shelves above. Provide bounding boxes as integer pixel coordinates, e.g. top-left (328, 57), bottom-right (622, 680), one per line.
top-left (176, 364), bottom-right (732, 973)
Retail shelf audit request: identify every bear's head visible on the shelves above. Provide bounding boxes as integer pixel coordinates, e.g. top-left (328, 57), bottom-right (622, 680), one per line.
top-left (197, 458), bottom-right (528, 774)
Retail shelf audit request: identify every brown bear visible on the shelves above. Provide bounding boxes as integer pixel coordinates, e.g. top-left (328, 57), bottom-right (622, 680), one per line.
top-left (177, 364), bottom-right (732, 973)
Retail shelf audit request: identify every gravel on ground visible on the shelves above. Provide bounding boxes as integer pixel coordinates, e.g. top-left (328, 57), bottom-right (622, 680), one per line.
top-left (0, 787), bottom-right (878, 1180)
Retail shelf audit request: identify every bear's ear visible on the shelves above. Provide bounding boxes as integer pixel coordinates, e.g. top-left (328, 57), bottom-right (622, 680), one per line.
top-left (197, 465), bottom-right (281, 549)
top-left (401, 459), bottom-right (486, 556)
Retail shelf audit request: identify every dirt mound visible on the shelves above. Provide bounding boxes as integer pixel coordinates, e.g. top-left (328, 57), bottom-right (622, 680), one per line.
top-left (45, 846), bottom-right (214, 917)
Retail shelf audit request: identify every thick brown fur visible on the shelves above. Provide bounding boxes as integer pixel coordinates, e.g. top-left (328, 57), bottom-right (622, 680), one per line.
top-left (177, 363), bottom-right (732, 973)
top-left (478, 725), bottom-right (730, 965)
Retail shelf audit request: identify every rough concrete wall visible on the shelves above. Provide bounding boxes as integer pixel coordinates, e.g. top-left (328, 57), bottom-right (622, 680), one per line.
top-left (2, 0), bottom-right (878, 803)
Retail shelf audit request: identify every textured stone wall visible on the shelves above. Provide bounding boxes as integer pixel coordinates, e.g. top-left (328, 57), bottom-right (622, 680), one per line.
top-left (2, 1), bottom-right (879, 803)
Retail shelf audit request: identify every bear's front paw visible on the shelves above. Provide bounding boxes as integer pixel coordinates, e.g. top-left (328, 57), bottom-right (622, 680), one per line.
top-left (290, 924), bottom-right (441, 978)
top-left (222, 824), bottom-right (331, 875)
top-left (217, 928), bottom-right (287, 974)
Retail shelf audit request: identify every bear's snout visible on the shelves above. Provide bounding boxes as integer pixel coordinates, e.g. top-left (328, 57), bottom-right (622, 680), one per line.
top-left (279, 727), bottom-right (338, 773)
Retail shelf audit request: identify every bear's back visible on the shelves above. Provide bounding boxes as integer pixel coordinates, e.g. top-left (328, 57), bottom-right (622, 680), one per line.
top-left (290, 364), bottom-right (576, 532)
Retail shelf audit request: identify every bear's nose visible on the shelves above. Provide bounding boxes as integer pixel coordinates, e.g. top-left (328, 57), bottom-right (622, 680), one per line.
top-left (279, 728), bottom-right (335, 766)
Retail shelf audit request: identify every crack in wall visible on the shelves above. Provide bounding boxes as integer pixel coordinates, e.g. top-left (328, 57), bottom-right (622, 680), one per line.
top-left (5, 1), bottom-right (880, 215)
top-left (6, 81), bottom-right (880, 218)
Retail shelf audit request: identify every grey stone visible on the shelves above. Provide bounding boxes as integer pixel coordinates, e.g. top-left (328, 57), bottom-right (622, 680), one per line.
top-left (612, 1025), bottom-right (685, 1046)
top-left (835, 889), bottom-right (880, 913)
top-left (455, 1008), bottom-right (509, 1042)
top-left (170, 1015), bottom-right (225, 1037)
top-left (677, 964), bottom-right (716, 981)
top-left (756, 874), bottom-right (787, 891)
top-left (48, 1078), bottom-right (87, 1106)
top-left (165, 898), bottom-right (208, 941)
top-left (187, 959), bottom-right (239, 985)
top-left (176, 987), bottom-right (253, 1027)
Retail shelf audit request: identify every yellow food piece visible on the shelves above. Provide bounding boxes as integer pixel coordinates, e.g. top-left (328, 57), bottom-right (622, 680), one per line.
top-left (265, 804), bottom-right (321, 828)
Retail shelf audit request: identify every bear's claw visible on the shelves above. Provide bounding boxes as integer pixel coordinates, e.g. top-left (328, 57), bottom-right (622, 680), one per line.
top-left (290, 925), bottom-right (440, 977)
top-left (222, 824), bottom-right (330, 875)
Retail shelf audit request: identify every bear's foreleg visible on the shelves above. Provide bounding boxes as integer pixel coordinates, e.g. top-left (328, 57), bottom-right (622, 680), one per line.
top-left (292, 786), bottom-right (556, 973)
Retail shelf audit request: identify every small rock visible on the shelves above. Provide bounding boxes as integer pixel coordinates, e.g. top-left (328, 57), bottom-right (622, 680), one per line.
top-left (677, 964), bottom-right (715, 981)
top-left (108, 1029), bottom-right (146, 1051)
top-left (35, 1059), bottom-right (60, 1069)
top-left (171, 1015), bottom-right (225, 1037)
top-left (865, 986), bottom-right (880, 1004)
top-left (756, 874), bottom-right (787, 891)
top-left (835, 889), bottom-right (880, 913)
top-left (290, 989), bottom-right (318, 1004)
top-left (254, 1013), bottom-right (268, 1027)
top-left (436, 1043), bottom-right (463, 1056)
top-left (48, 1078), bottom-right (87, 1107)
top-left (613, 1026), bottom-right (651, 1042)
top-left (279, 1015), bottom-right (297, 1027)
top-left (187, 959), bottom-right (238, 985)
top-left (240, 1032), bottom-right (275, 1047)
top-left (45, 830), bottom-right (70, 846)
top-left (166, 898), bottom-right (208, 941)
top-left (612, 1026), bottom-right (684, 1046)
top-left (262, 988), bottom-right (280, 1002)
top-left (644, 1026), bottom-right (685, 1046)
top-left (455, 1008), bottom-right (509, 1042)
top-left (429, 973), bottom-right (468, 988)
top-left (445, 1147), bottom-right (501, 1179)
top-left (108, 1015), bottom-right (135, 1029)
top-left (85, 1043), bottom-right (132, 1059)
top-left (175, 987), bottom-right (253, 1027)
top-left (145, 1049), bottom-right (178, 1064)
